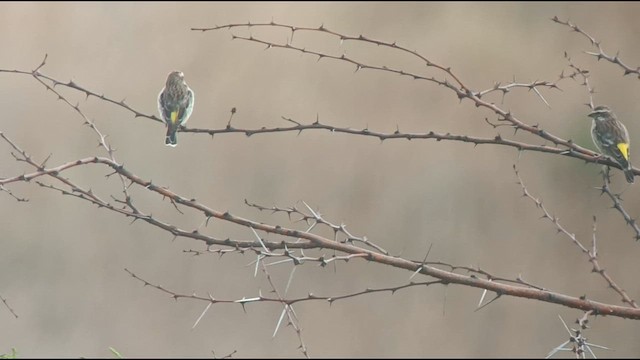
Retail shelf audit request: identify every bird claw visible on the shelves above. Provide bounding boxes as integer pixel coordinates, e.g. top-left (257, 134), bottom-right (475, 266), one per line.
top-left (592, 153), bottom-right (606, 164)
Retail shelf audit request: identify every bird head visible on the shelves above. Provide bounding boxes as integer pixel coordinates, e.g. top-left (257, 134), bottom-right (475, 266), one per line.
top-left (166, 71), bottom-right (185, 86)
top-left (588, 105), bottom-right (614, 121)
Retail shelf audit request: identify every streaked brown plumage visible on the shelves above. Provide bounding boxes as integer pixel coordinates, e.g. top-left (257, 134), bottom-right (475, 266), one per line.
top-left (157, 71), bottom-right (195, 147)
top-left (588, 105), bottom-right (634, 183)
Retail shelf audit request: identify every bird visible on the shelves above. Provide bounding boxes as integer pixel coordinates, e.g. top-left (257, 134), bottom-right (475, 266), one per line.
top-left (157, 71), bottom-right (195, 147)
top-left (588, 105), bottom-right (634, 183)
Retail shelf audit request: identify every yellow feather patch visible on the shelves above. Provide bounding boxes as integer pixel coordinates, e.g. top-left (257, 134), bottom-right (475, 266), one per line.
top-left (617, 143), bottom-right (630, 161)
top-left (170, 111), bottom-right (178, 124)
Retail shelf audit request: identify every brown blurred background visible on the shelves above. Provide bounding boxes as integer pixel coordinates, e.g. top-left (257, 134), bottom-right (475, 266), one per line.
top-left (1, 2), bottom-right (640, 357)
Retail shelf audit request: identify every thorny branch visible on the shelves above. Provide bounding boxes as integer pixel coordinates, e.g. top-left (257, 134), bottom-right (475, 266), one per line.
top-left (598, 175), bottom-right (640, 241)
top-left (2, 130), bottom-right (640, 319)
top-left (125, 267), bottom-right (438, 310)
top-left (0, 56), bottom-right (631, 173)
top-left (564, 48), bottom-right (640, 242)
top-left (1, 18), bottom-right (640, 356)
top-left (193, 21), bottom-right (640, 177)
top-left (553, 16), bottom-right (640, 79)
top-left (514, 165), bottom-right (637, 308)
top-left (546, 312), bottom-right (609, 359)
top-left (0, 294), bottom-right (18, 319)
top-left (259, 262), bottom-right (308, 358)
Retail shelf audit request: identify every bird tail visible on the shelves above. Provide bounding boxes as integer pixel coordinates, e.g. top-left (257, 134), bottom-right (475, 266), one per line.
top-left (165, 125), bottom-right (178, 147)
top-left (624, 168), bottom-right (635, 183)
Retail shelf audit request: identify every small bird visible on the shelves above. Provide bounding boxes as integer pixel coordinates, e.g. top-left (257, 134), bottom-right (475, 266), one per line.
top-left (588, 105), bottom-right (634, 183)
top-left (157, 71), bottom-right (195, 147)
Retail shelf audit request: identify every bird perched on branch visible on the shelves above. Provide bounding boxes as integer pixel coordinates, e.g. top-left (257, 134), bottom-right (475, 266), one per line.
top-left (588, 105), bottom-right (634, 183)
top-left (157, 71), bottom-right (194, 147)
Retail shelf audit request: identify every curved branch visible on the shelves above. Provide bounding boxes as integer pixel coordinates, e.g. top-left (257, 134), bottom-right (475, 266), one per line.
top-left (2, 133), bottom-right (640, 319)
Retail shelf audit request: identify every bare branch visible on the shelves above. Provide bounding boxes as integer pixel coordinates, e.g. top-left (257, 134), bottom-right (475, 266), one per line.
top-left (553, 16), bottom-right (640, 79)
top-left (515, 165), bottom-right (638, 308)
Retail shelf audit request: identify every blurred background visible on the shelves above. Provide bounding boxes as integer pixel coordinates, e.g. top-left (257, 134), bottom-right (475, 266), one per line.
top-left (1, 2), bottom-right (640, 357)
